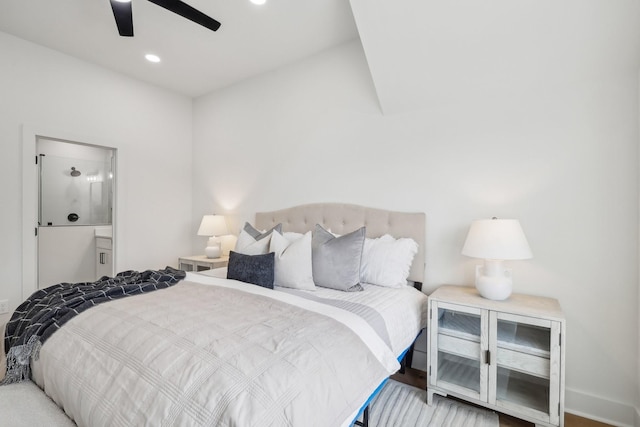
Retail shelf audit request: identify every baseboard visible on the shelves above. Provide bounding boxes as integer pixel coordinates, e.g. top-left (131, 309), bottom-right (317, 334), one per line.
top-left (566, 387), bottom-right (636, 427)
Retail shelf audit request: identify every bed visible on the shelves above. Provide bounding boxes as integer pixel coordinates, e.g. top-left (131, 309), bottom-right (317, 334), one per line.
top-left (8, 203), bottom-right (428, 427)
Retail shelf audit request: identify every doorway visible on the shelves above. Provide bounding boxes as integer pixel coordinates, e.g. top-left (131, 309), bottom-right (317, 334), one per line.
top-left (22, 127), bottom-right (117, 299)
top-left (36, 138), bottom-right (115, 288)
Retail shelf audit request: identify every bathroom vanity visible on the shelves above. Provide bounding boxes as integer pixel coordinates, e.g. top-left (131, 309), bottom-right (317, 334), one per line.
top-left (95, 236), bottom-right (113, 279)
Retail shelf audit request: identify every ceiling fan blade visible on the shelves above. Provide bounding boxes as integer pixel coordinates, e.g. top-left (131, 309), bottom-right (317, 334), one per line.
top-left (147, 0), bottom-right (221, 32)
top-left (110, 0), bottom-right (134, 37)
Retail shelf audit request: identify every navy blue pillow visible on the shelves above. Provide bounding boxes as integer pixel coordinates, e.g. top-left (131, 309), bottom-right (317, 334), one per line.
top-left (227, 251), bottom-right (275, 289)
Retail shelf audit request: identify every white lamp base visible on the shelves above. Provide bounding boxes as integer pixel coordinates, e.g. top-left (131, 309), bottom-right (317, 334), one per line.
top-left (204, 237), bottom-right (221, 259)
top-left (475, 262), bottom-right (512, 300)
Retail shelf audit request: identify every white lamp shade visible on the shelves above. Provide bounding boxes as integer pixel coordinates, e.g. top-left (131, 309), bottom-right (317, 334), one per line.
top-left (462, 218), bottom-right (532, 260)
top-left (197, 214), bottom-right (228, 237)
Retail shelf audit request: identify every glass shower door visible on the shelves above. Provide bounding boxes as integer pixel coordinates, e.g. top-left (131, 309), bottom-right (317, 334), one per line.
top-left (39, 154), bottom-right (113, 226)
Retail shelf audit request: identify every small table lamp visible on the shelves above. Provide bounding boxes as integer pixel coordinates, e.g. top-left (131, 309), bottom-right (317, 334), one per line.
top-left (461, 218), bottom-right (532, 300)
top-left (197, 214), bottom-right (228, 259)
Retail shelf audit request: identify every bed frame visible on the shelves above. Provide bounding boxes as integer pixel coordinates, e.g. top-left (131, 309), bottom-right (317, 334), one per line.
top-left (256, 202), bottom-right (426, 427)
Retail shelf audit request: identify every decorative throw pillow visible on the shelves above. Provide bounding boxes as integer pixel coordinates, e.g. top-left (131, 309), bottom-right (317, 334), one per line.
top-left (226, 251), bottom-right (275, 289)
top-left (360, 234), bottom-right (419, 288)
top-left (311, 224), bottom-right (365, 292)
top-left (270, 231), bottom-right (315, 290)
top-left (283, 231), bottom-right (304, 242)
top-left (234, 222), bottom-right (282, 255)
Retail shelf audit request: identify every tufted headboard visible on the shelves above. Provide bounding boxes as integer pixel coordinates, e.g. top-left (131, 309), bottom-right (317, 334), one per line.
top-left (255, 203), bottom-right (425, 284)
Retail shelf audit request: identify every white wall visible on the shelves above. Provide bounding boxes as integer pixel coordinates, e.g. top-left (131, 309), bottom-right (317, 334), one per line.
top-left (193, 40), bottom-right (639, 425)
top-left (0, 31), bottom-right (193, 314)
top-left (637, 71), bottom-right (640, 427)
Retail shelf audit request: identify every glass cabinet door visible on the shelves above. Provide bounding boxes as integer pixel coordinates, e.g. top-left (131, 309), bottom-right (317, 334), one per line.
top-left (489, 312), bottom-right (561, 426)
top-left (430, 302), bottom-right (489, 402)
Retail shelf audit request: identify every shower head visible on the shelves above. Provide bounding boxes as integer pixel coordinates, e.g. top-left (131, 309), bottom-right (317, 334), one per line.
top-left (70, 167), bottom-right (81, 177)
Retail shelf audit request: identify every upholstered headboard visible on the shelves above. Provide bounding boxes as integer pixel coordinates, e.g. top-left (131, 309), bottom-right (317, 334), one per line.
top-left (255, 203), bottom-right (426, 284)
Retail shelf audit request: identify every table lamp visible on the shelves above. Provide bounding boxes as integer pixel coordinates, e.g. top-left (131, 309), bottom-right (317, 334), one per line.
top-left (197, 214), bottom-right (228, 258)
top-left (461, 218), bottom-right (532, 300)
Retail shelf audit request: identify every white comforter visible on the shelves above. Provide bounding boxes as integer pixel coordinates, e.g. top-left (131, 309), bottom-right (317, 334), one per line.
top-left (31, 276), bottom-right (411, 427)
top-left (195, 269), bottom-right (428, 358)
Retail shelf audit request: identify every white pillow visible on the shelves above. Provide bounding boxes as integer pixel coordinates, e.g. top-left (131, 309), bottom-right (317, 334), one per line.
top-left (360, 234), bottom-right (418, 288)
top-left (270, 231), bottom-right (315, 290)
top-left (234, 222), bottom-right (281, 255)
top-left (283, 231), bottom-right (304, 242)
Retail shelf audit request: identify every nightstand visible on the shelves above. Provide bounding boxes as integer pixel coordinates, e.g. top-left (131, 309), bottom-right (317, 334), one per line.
top-left (178, 255), bottom-right (229, 272)
top-left (427, 285), bottom-right (565, 427)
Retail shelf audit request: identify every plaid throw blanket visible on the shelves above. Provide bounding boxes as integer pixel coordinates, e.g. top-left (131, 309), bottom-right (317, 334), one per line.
top-left (1, 267), bottom-right (185, 385)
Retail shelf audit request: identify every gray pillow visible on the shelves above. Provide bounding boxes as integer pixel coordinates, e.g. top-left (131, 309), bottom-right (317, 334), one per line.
top-left (234, 223), bottom-right (283, 255)
top-left (227, 251), bottom-right (275, 289)
top-left (244, 222), bottom-right (282, 240)
top-left (311, 224), bottom-right (365, 292)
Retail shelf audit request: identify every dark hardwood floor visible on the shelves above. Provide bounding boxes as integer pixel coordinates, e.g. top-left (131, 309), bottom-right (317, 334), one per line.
top-left (391, 368), bottom-right (613, 427)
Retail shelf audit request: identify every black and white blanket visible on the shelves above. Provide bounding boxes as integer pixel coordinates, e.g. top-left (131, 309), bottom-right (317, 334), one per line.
top-left (1, 267), bottom-right (185, 385)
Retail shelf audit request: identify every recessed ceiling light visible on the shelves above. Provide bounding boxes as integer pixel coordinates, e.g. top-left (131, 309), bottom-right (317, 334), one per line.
top-left (113, 0), bottom-right (131, 3)
top-left (250, 0), bottom-right (266, 5)
top-left (145, 54), bottom-right (161, 63)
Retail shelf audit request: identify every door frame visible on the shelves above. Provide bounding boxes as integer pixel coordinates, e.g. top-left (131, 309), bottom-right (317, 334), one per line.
top-left (21, 125), bottom-right (118, 300)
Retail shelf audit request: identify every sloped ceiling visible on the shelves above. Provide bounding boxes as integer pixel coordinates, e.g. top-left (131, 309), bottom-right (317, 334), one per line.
top-left (349, 0), bottom-right (640, 115)
top-left (1, 1), bottom-right (638, 109)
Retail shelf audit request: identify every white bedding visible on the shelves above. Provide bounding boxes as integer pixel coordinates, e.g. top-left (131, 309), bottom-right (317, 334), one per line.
top-left (31, 274), bottom-right (426, 427)
top-left (195, 268), bottom-right (428, 357)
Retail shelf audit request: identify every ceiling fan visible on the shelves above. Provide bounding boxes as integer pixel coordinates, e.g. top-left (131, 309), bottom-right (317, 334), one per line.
top-left (109, 0), bottom-right (221, 37)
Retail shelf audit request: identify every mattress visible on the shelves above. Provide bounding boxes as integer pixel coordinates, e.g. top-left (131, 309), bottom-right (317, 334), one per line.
top-left (29, 273), bottom-right (427, 427)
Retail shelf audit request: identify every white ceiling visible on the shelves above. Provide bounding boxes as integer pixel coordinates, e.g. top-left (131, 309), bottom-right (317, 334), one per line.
top-left (0, 0), bottom-right (359, 98)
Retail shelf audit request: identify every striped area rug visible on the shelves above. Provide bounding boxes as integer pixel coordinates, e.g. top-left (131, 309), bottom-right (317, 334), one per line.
top-left (370, 380), bottom-right (499, 427)
top-left (1, 378), bottom-right (500, 427)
